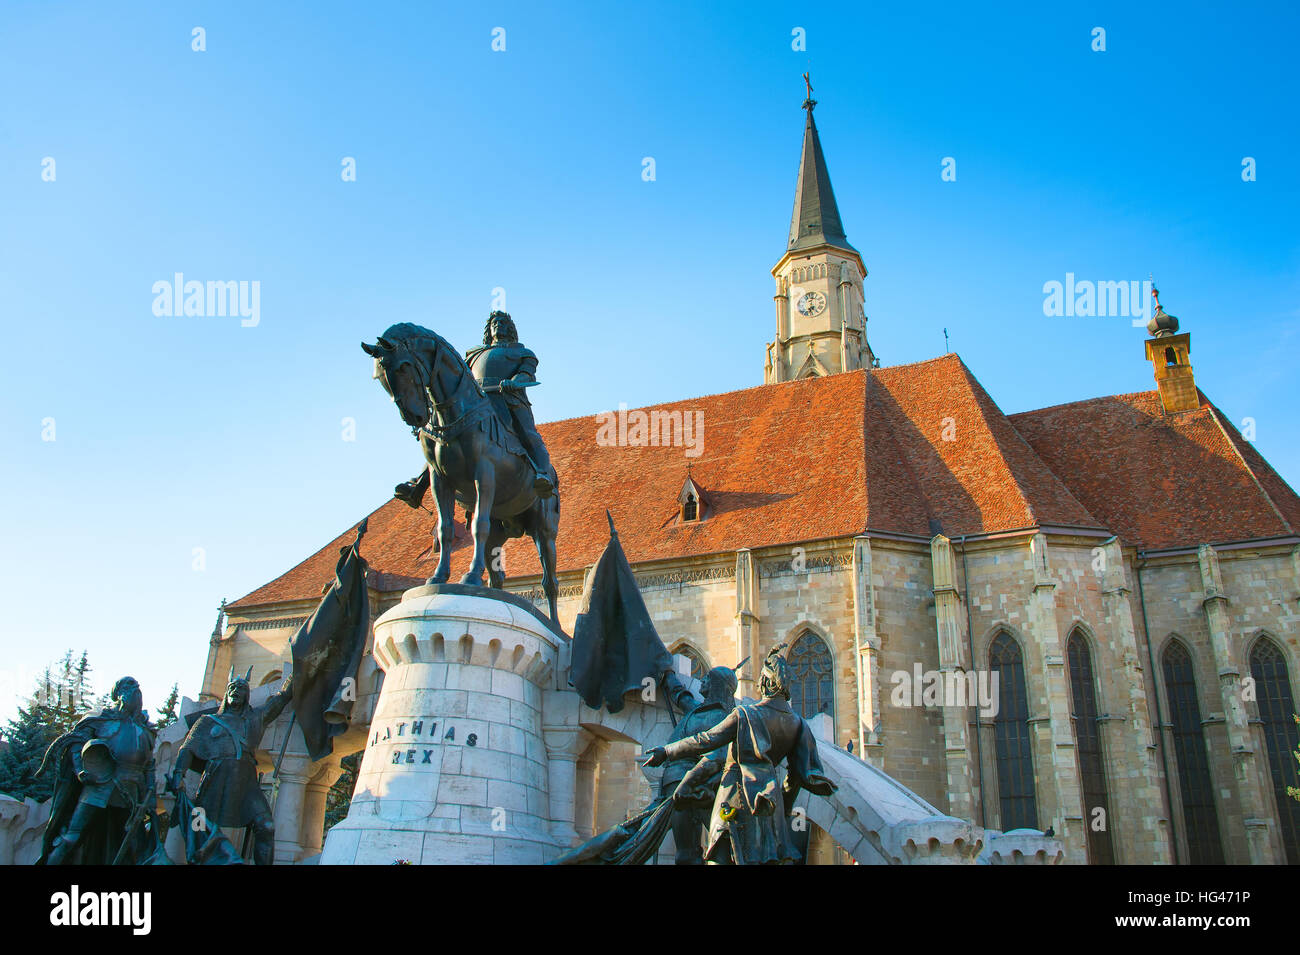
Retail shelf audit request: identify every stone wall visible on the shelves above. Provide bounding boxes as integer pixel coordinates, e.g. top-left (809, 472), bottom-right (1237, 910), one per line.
top-left (1134, 543), bottom-right (1300, 864)
top-left (209, 535), bottom-right (1298, 864)
top-left (0, 795), bottom-right (51, 865)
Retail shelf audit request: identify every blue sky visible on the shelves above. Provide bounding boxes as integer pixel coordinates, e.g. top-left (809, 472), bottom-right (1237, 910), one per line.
top-left (1, 1), bottom-right (1297, 721)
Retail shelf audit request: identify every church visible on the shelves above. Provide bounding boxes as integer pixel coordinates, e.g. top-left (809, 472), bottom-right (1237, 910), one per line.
top-left (197, 90), bottom-right (1300, 865)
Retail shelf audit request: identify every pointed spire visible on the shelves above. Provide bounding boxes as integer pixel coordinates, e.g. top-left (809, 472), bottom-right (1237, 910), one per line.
top-left (211, 598), bottom-right (227, 640)
top-left (787, 74), bottom-right (856, 255)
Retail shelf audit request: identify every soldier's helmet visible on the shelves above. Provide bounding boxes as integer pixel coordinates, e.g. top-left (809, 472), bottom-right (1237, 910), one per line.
top-left (222, 666), bottom-right (254, 710)
top-left (110, 675), bottom-right (140, 704)
top-left (702, 666), bottom-right (738, 703)
top-left (759, 644), bottom-right (791, 701)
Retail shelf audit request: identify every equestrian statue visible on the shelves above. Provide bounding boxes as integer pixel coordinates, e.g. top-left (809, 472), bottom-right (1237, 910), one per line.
top-left (362, 311), bottom-right (561, 624)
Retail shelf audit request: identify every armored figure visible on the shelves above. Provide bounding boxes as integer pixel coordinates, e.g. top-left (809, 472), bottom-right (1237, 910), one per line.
top-left (38, 676), bottom-right (158, 865)
top-left (645, 645), bottom-right (837, 864)
top-left (169, 667), bottom-right (293, 865)
top-left (659, 666), bottom-right (738, 864)
top-left (394, 310), bottom-right (554, 508)
top-left (466, 310), bottom-right (553, 497)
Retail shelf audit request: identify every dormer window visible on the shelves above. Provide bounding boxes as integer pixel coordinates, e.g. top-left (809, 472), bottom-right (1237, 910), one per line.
top-left (678, 475), bottom-right (707, 524)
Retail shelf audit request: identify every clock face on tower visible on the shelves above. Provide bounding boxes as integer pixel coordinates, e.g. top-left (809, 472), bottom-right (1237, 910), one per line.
top-left (796, 290), bottom-right (827, 317)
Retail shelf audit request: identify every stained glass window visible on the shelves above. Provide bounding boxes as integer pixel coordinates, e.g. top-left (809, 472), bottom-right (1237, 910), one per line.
top-left (989, 632), bottom-right (1037, 831)
top-left (1250, 637), bottom-right (1300, 864)
top-left (672, 644), bottom-right (708, 682)
top-left (1161, 639), bottom-right (1224, 864)
top-left (789, 632), bottom-right (834, 721)
top-left (1068, 631), bottom-right (1114, 864)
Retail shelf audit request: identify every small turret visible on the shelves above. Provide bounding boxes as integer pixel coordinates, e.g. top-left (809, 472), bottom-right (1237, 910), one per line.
top-left (1143, 284), bottom-right (1198, 414)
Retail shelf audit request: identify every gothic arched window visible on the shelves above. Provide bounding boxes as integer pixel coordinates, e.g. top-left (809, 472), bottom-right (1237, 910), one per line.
top-left (788, 631), bottom-right (834, 722)
top-left (1162, 639), bottom-right (1224, 864)
top-left (989, 631), bottom-right (1037, 832)
top-left (1068, 631), bottom-right (1114, 864)
top-left (1249, 637), bottom-right (1300, 863)
top-left (672, 644), bottom-right (708, 683)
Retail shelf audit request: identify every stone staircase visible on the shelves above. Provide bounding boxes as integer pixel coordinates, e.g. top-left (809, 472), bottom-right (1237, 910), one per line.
top-left (795, 713), bottom-right (1063, 864)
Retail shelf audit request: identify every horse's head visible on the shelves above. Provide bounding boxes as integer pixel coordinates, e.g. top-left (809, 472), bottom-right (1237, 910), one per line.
top-left (362, 327), bottom-right (432, 429)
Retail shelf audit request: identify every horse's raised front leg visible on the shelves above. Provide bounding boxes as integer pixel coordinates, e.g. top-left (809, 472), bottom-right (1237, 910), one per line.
top-left (427, 472), bottom-right (455, 586)
top-left (460, 465), bottom-right (495, 586)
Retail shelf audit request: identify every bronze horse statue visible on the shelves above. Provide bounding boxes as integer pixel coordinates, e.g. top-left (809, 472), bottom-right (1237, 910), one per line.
top-left (362, 323), bottom-right (560, 624)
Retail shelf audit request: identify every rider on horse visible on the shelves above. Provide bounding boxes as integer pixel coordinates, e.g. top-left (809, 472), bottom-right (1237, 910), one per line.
top-left (394, 311), bottom-right (554, 508)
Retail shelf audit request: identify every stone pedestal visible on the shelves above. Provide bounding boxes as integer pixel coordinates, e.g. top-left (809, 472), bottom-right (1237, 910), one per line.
top-left (272, 753), bottom-right (311, 864)
top-left (320, 586), bottom-right (565, 865)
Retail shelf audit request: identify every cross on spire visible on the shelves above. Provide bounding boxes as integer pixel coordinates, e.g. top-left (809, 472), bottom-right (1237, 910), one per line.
top-left (802, 71), bottom-right (816, 111)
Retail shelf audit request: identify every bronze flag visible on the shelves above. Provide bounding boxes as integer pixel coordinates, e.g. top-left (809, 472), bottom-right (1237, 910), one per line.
top-left (569, 512), bottom-right (673, 713)
top-left (289, 519), bottom-right (371, 761)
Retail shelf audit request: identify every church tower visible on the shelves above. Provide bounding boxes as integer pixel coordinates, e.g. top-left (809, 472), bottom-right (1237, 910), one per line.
top-left (765, 78), bottom-right (875, 383)
top-left (1143, 285), bottom-right (1199, 414)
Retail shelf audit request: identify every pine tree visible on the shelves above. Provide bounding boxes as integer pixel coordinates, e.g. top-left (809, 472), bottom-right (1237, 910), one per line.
top-left (156, 684), bottom-right (180, 730)
top-left (0, 652), bottom-right (96, 801)
top-left (52, 651), bottom-right (93, 726)
top-left (0, 668), bottom-right (55, 800)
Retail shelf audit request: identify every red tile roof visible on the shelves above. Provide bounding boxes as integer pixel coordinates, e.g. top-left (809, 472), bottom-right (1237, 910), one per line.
top-left (227, 358), bottom-right (1299, 610)
top-left (869, 356), bottom-right (1097, 534)
top-left (1009, 390), bottom-right (1299, 550)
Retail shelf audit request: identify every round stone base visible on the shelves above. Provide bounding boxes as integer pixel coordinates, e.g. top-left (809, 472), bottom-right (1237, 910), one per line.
top-left (321, 587), bottom-right (565, 865)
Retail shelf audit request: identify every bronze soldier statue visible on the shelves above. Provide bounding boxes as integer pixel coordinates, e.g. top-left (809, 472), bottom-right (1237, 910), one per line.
top-left (467, 310), bottom-right (554, 497)
top-left (394, 310), bottom-right (554, 508)
top-left (168, 667), bottom-right (293, 865)
top-left (38, 676), bottom-right (158, 865)
top-left (644, 645), bottom-right (837, 864)
top-left (659, 665), bottom-right (739, 864)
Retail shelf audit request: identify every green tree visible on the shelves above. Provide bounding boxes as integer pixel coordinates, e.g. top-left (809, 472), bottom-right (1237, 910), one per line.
top-left (155, 684), bottom-right (180, 730)
top-left (0, 668), bottom-right (58, 800)
top-left (0, 651), bottom-right (96, 801)
top-left (323, 751), bottom-right (362, 835)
